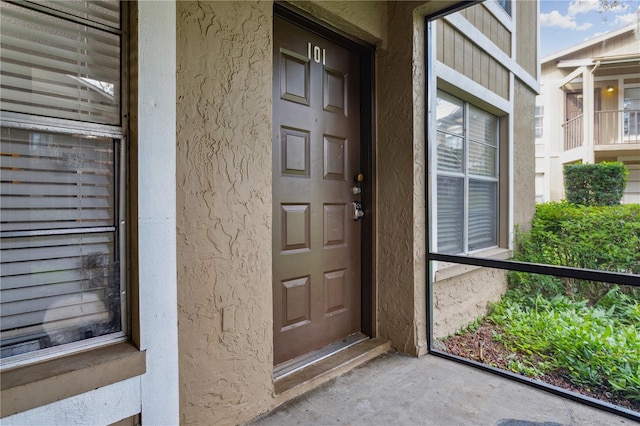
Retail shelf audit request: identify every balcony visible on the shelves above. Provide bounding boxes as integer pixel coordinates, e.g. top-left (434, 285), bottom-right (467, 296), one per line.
top-left (563, 109), bottom-right (640, 151)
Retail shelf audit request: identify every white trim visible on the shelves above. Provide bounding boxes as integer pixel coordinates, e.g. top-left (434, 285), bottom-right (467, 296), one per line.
top-left (557, 59), bottom-right (596, 68)
top-left (595, 75), bottom-right (639, 82)
top-left (559, 66), bottom-right (587, 88)
top-left (443, 13), bottom-right (539, 93)
top-left (428, 20), bottom-right (438, 277)
top-left (508, 72), bottom-right (514, 250)
top-left (536, 0), bottom-right (541, 85)
top-left (434, 247), bottom-right (512, 281)
top-left (435, 61), bottom-right (511, 113)
top-left (511, 0), bottom-right (517, 66)
top-left (2, 377), bottom-right (142, 425)
top-left (483, 1), bottom-right (513, 32)
top-left (137, 1), bottom-right (179, 424)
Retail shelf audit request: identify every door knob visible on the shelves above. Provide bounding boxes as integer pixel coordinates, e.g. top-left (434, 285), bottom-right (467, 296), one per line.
top-left (352, 201), bottom-right (365, 221)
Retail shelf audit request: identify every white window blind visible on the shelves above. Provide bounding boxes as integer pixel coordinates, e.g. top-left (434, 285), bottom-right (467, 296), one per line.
top-left (437, 176), bottom-right (464, 254)
top-left (1, 232), bottom-right (119, 357)
top-left (0, 2), bottom-right (124, 361)
top-left (1, 128), bottom-right (115, 232)
top-left (436, 91), bottom-right (499, 254)
top-left (30, 1), bottom-right (120, 29)
top-left (0, 1), bottom-right (120, 125)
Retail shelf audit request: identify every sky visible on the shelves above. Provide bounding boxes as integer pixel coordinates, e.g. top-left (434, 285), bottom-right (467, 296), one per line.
top-left (540, 0), bottom-right (640, 57)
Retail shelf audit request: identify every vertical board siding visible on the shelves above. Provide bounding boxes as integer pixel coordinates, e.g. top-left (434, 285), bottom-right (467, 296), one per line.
top-left (439, 21), bottom-right (509, 100)
top-left (565, 36), bottom-right (635, 61)
top-left (461, 4), bottom-right (511, 57)
top-left (454, 30), bottom-right (464, 72)
top-left (443, 20), bottom-right (454, 67)
top-left (463, 36), bottom-right (473, 77)
top-left (516, 0), bottom-right (537, 78)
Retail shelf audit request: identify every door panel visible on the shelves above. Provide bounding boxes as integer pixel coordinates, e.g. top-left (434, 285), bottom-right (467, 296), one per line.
top-left (273, 16), bottom-right (362, 366)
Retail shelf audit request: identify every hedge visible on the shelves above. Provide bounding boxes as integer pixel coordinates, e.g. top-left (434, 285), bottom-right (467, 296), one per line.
top-left (511, 202), bottom-right (640, 301)
top-left (564, 162), bottom-right (628, 206)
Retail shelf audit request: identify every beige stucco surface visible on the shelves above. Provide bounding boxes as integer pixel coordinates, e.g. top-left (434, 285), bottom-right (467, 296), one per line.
top-left (376, 1), bottom-right (428, 357)
top-left (432, 267), bottom-right (508, 338)
top-left (176, 2), bottom-right (274, 424)
top-left (290, 0), bottom-right (388, 47)
top-left (513, 78), bottom-right (537, 231)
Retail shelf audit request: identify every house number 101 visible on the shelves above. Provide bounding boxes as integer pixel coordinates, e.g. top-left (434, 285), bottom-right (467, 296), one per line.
top-left (307, 42), bottom-right (326, 65)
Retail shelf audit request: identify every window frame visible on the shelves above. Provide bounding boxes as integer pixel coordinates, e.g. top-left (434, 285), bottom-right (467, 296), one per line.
top-left (435, 90), bottom-right (500, 255)
top-left (0, 0), bottom-right (129, 368)
top-left (535, 105), bottom-right (544, 138)
top-left (495, 0), bottom-right (512, 17)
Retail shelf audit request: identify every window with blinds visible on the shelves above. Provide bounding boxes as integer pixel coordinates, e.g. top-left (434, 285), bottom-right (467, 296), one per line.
top-left (435, 91), bottom-right (499, 255)
top-left (0, 1), bottom-right (125, 361)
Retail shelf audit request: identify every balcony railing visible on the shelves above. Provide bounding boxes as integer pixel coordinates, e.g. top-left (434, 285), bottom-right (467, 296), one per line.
top-left (563, 110), bottom-right (640, 151)
top-left (563, 114), bottom-right (583, 151)
top-left (596, 109), bottom-right (640, 145)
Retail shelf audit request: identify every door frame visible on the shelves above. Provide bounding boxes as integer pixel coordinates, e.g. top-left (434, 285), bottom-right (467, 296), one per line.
top-left (273, 3), bottom-right (376, 337)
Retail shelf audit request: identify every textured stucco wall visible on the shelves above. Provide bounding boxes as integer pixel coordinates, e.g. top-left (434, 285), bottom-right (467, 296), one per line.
top-left (290, 0), bottom-right (388, 47)
top-left (513, 77), bottom-right (536, 232)
top-left (176, 2), bottom-right (274, 425)
top-left (432, 267), bottom-right (508, 338)
top-left (376, 1), bottom-right (427, 357)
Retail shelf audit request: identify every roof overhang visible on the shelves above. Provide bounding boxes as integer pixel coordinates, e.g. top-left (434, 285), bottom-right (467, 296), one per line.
top-left (557, 53), bottom-right (640, 69)
top-left (541, 24), bottom-right (637, 65)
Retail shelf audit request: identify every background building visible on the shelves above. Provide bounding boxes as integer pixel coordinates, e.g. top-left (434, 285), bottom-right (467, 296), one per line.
top-left (535, 24), bottom-right (640, 204)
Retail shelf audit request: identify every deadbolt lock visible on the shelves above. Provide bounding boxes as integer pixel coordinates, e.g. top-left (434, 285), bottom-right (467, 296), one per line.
top-left (352, 201), bottom-right (365, 221)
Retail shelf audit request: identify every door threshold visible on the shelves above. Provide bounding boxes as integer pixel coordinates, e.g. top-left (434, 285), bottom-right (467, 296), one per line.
top-left (273, 336), bottom-right (390, 398)
top-left (274, 332), bottom-right (368, 379)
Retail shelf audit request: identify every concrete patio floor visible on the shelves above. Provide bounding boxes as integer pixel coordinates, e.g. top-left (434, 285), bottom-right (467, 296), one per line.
top-left (248, 351), bottom-right (636, 426)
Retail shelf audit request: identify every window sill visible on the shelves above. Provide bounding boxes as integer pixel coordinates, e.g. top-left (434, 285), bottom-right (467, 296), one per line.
top-left (434, 247), bottom-right (512, 281)
top-left (0, 342), bottom-right (145, 417)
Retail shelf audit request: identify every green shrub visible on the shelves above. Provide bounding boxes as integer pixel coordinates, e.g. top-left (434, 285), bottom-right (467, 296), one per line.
top-left (511, 202), bottom-right (640, 302)
top-left (564, 162), bottom-right (628, 206)
top-left (489, 288), bottom-right (640, 401)
top-left (493, 199), bottom-right (640, 403)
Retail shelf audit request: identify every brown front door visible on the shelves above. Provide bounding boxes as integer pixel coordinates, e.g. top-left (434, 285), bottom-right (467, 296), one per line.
top-left (273, 16), bottom-right (363, 366)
